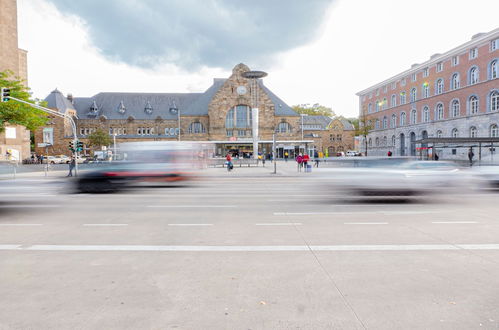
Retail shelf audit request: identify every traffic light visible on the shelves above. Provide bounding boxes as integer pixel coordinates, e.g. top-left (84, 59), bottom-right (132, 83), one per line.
top-left (76, 141), bottom-right (83, 152)
top-left (1, 87), bottom-right (10, 102)
top-left (69, 141), bottom-right (75, 152)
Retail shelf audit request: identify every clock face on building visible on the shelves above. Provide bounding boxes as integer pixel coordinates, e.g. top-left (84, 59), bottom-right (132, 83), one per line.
top-left (236, 85), bottom-right (247, 95)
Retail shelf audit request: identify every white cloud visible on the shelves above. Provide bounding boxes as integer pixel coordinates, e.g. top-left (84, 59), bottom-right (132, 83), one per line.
top-left (18, 0), bottom-right (499, 118)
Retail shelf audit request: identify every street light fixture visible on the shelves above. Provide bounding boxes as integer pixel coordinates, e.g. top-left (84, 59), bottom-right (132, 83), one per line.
top-left (169, 102), bottom-right (180, 141)
top-left (242, 70), bottom-right (268, 160)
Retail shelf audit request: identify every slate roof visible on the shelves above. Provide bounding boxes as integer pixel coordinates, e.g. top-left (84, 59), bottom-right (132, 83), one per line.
top-left (339, 119), bottom-right (355, 131)
top-left (302, 115), bottom-right (333, 129)
top-left (44, 89), bottom-right (76, 114)
top-left (47, 78), bottom-right (298, 119)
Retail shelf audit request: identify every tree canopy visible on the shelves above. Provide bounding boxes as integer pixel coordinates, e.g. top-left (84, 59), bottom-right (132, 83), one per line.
top-left (0, 70), bottom-right (47, 132)
top-left (292, 103), bottom-right (335, 117)
top-left (87, 129), bottom-right (113, 148)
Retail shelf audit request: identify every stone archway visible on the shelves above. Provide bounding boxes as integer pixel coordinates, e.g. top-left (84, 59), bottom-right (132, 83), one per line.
top-left (400, 133), bottom-right (405, 156)
top-left (410, 132), bottom-right (416, 156)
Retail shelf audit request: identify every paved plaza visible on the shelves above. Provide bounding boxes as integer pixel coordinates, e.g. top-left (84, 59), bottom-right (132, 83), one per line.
top-left (1, 164), bottom-right (499, 329)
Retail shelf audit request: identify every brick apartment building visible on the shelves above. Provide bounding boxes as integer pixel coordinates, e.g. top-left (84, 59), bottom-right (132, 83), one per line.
top-left (0, 0), bottom-right (30, 161)
top-left (36, 63), bottom-right (354, 158)
top-left (356, 28), bottom-right (499, 160)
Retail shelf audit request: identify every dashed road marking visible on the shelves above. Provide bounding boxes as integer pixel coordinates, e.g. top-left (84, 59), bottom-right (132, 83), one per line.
top-left (255, 223), bottom-right (302, 226)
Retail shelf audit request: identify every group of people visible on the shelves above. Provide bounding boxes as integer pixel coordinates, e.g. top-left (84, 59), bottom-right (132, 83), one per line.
top-left (295, 153), bottom-right (311, 172)
top-left (29, 154), bottom-right (45, 164)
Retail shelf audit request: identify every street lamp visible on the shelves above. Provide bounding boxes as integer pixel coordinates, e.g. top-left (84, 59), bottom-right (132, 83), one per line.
top-left (113, 133), bottom-right (117, 161)
top-left (242, 70), bottom-right (268, 160)
top-left (300, 113), bottom-right (308, 141)
top-left (169, 103), bottom-right (180, 141)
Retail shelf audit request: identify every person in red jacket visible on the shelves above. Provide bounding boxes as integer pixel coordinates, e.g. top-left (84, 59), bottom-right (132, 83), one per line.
top-left (303, 153), bottom-right (310, 168)
top-left (226, 153), bottom-right (233, 171)
top-left (296, 153), bottom-right (303, 172)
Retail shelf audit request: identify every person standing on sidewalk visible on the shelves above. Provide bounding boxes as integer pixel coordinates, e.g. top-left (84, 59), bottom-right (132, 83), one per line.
top-left (67, 157), bottom-right (76, 177)
top-left (284, 151), bottom-right (289, 162)
top-left (226, 153), bottom-right (233, 172)
top-left (303, 153), bottom-right (310, 169)
top-left (296, 153), bottom-right (303, 172)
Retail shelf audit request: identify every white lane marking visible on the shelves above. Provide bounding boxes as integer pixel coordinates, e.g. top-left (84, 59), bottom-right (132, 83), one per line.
top-left (83, 224), bottom-right (128, 227)
top-left (0, 224), bottom-right (43, 226)
top-left (148, 205), bottom-right (236, 208)
top-left (167, 223), bottom-right (213, 226)
top-left (255, 223), bottom-right (302, 226)
top-left (0, 204), bottom-right (58, 208)
top-left (274, 211), bottom-right (441, 216)
top-left (3, 244), bottom-right (499, 252)
top-left (431, 221), bottom-right (478, 224)
top-left (344, 222), bottom-right (388, 225)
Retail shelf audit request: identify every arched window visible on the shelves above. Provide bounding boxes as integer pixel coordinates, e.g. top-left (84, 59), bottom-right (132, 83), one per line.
top-left (391, 94), bottom-right (396, 107)
top-left (400, 92), bottom-right (406, 105)
top-left (422, 106), bottom-right (430, 122)
top-left (391, 135), bottom-right (396, 146)
top-left (400, 112), bottom-right (406, 126)
top-left (436, 130), bottom-right (443, 138)
top-left (382, 98), bottom-right (387, 110)
top-left (451, 73), bottom-right (460, 90)
top-left (368, 138), bottom-right (372, 147)
top-left (188, 122), bottom-right (206, 134)
top-left (410, 88), bottom-right (417, 102)
top-left (490, 124), bottom-right (499, 137)
top-left (375, 101), bottom-right (380, 112)
top-left (470, 126), bottom-right (478, 138)
top-left (490, 60), bottom-right (497, 80)
top-left (436, 103), bottom-right (444, 120)
top-left (451, 100), bottom-right (460, 117)
top-left (452, 128), bottom-right (459, 138)
top-left (375, 137), bottom-right (380, 146)
top-left (391, 114), bottom-right (396, 128)
top-left (382, 116), bottom-right (387, 129)
top-left (368, 103), bottom-right (372, 113)
top-left (435, 79), bottom-right (444, 95)
top-left (276, 122), bottom-right (292, 133)
top-left (226, 105), bottom-right (252, 129)
top-left (422, 83), bottom-right (430, 98)
top-left (411, 109), bottom-right (417, 124)
top-left (383, 136), bottom-right (387, 146)
top-left (469, 67), bottom-right (479, 85)
top-left (469, 96), bottom-right (479, 114)
top-left (490, 91), bottom-right (499, 112)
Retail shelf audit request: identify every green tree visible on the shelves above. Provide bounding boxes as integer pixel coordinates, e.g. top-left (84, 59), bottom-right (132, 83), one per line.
top-left (87, 129), bottom-right (112, 149)
top-left (292, 103), bottom-right (335, 117)
top-left (356, 108), bottom-right (373, 156)
top-left (0, 70), bottom-right (47, 132)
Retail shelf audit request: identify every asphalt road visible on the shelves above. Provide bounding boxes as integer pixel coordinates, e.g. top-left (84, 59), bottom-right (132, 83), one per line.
top-left (1, 171), bottom-right (499, 329)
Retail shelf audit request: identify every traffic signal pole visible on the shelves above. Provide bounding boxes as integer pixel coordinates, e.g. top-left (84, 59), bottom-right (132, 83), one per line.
top-left (4, 96), bottom-right (79, 177)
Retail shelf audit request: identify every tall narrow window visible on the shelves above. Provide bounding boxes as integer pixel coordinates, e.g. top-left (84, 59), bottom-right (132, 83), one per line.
top-left (470, 126), bottom-right (477, 138)
top-left (422, 83), bottom-right (430, 98)
top-left (400, 92), bottom-right (406, 105)
top-left (382, 116), bottom-right (387, 129)
top-left (436, 130), bottom-right (443, 138)
top-left (491, 91), bottom-right (499, 112)
top-left (469, 67), bottom-right (479, 85)
top-left (490, 124), bottom-right (499, 138)
top-left (411, 109), bottom-right (417, 124)
top-left (382, 98), bottom-right (387, 110)
top-left (410, 88), bottom-right (417, 102)
top-left (452, 56), bottom-right (459, 66)
top-left (491, 60), bottom-right (498, 79)
top-left (391, 94), bottom-right (396, 107)
top-left (368, 103), bottom-right (372, 113)
top-left (436, 103), bottom-right (444, 120)
top-left (452, 128), bottom-right (459, 138)
top-left (436, 62), bottom-right (443, 72)
top-left (422, 106), bottom-right (430, 122)
top-left (391, 135), bottom-right (396, 146)
top-left (451, 73), bottom-right (460, 90)
top-left (469, 96), bottom-right (479, 114)
top-left (451, 100), bottom-right (460, 117)
top-left (469, 48), bottom-right (478, 59)
top-left (435, 79), bottom-right (444, 95)
top-left (391, 114), bottom-right (396, 128)
top-left (400, 112), bottom-right (406, 126)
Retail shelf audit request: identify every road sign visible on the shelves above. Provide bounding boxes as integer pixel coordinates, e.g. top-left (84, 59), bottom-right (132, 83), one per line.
top-left (37, 143), bottom-right (51, 147)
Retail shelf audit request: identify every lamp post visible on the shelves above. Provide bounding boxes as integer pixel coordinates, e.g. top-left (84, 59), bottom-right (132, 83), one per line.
top-left (169, 103), bottom-right (180, 141)
top-left (242, 70), bottom-right (268, 160)
top-left (113, 133), bottom-right (117, 161)
top-left (300, 113), bottom-right (308, 141)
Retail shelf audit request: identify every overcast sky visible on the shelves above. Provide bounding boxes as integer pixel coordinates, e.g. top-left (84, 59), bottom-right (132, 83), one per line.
top-left (18, 0), bottom-right (499, 118)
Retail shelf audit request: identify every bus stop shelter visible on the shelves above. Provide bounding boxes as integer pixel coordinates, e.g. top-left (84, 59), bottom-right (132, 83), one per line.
top-left (414, 137), bottom-right (499, 162)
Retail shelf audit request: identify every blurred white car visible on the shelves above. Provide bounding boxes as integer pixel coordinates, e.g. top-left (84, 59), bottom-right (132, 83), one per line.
top-left (469, 165), bottom-right (499, 191)
top-left (325, 161), bottom-right (465, 200)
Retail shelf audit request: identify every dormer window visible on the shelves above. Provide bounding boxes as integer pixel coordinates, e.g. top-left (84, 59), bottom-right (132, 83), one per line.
top-left (117, 100), bottom-right (126, 114)
top-left (89, 100), bottom-right (98, 113)
top-left (144, 101), bottom-right (153, 114)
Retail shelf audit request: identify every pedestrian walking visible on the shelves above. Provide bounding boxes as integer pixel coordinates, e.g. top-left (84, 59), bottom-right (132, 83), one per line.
top-left (296, 153), bottom-right (303, 172)
top-left (314, 150), bottom-right (320, 167)
top-left (387, 150), bottom-right (392, 157)
top-left (284, 151), bottom-right (289, 162)
top-left (468, 148), bottom-right (474, 166)
top-left (226, 153), bottom-right (233, 172)
top-left (67, 157), bottom-right (76, 177)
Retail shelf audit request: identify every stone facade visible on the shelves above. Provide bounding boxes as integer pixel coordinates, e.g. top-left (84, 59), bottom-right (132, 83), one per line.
top-left (357, 29), bottom-right (499, 160)
top-left (1, 0), bottom-right (30, 162)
